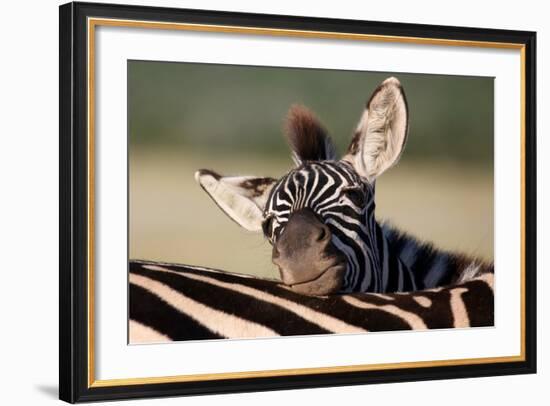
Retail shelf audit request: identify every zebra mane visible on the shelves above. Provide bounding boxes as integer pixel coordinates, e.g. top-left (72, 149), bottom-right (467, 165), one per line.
top-left (284, 104), bottom-right (337, 165)
top-left (380, 222), bottom-right (493, 287)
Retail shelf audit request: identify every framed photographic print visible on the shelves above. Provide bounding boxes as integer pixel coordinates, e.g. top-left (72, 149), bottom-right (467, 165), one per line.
top-left (59, 1), bottom-right (537, 403)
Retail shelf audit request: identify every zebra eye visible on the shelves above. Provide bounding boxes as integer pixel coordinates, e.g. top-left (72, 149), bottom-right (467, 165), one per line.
top-left (343, 187), bottom-right (365, 207)
top-left (262, 215), bottom-right (275, 238)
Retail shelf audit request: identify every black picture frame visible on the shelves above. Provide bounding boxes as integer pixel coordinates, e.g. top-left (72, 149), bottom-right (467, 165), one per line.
top-left (59, 1), bottom-right (537, 403)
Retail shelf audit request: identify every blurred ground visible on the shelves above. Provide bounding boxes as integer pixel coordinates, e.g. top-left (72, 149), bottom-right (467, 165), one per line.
top-left (129, 149), bottom-right (493, 279)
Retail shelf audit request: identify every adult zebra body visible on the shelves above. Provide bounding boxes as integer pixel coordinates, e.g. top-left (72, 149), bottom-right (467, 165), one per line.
top-left (129, 259), bottom-right (494, 343)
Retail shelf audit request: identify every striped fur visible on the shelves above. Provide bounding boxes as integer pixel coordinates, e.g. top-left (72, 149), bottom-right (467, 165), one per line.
top-left (381, 224), bottom-right (493, 289)
top-left (129, 260), bottom-right (494, 343)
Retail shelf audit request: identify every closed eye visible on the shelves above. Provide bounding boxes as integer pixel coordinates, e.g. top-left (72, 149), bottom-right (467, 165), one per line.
top-left (262, 215), bottom-right (275, 238)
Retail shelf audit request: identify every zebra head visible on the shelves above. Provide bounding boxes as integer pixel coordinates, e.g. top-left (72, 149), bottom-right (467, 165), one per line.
top-left (195, 77), bottom-right (409, 296)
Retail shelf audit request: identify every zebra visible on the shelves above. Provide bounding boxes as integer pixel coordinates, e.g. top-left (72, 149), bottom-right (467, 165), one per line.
top-left (195, 77), bottom-right (493, 296)
top-left (129, 260), bottom-right (494, 343)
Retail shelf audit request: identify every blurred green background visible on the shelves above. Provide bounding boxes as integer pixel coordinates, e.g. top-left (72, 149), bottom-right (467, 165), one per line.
top-left (129, 61), bottom-right (494, 279)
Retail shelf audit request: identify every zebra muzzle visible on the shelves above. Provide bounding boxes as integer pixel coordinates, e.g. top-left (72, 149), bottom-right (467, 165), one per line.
top-left (272, 208), bottom-right (346, 295)
top-left (285, 264), bottom-right (347, 296)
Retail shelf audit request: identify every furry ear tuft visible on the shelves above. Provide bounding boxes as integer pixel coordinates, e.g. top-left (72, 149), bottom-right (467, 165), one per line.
top-left (284, 104), bottom-right (336, 165)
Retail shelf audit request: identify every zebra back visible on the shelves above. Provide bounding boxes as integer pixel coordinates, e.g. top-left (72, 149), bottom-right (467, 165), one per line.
top-left (129, 260), bottom-right (494, 343)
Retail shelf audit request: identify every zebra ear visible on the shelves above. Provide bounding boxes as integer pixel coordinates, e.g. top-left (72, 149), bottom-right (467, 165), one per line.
top-left (343, 77), bottom-right (409, 181)
top-left (284, 104), bottom-right (337, 166)
top-left (195, 169), bottom-right (277, 232)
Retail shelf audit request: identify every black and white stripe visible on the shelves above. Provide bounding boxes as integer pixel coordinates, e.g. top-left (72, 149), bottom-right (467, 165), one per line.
top-left (129, 260), bottom-right (494, 343)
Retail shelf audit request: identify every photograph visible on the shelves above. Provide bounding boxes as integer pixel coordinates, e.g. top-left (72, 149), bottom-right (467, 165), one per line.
top-left (128, 61), bottom-right (495, 343)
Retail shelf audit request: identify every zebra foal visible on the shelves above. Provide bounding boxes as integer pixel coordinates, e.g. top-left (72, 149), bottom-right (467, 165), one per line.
top-left (195, 77), bottom-right (493, 295)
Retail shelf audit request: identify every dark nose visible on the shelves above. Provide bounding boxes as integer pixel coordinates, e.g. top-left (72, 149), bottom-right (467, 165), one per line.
top-left (272, 208), bottom-right (336, 286)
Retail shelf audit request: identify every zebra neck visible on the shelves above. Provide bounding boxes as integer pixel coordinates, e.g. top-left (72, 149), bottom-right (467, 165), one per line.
top-left (340, 217), bottom-right (417, 294)
top-left (375, 223), bottom-right (418, 293)
top-left (379, 223), bottom-right (493, 290)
